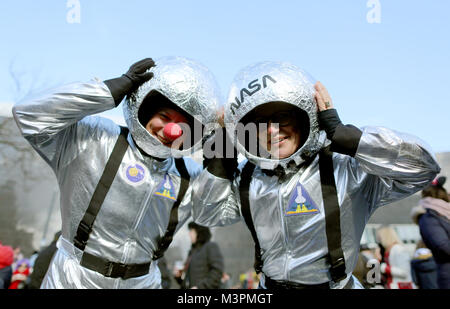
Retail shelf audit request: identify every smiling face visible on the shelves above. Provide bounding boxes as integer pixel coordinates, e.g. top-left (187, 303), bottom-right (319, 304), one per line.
top-left (260, 119), bottom-right (301, 159)
top-left (145, 107), bottom-right (189, 149)
top-left (246, 102), bottom-right (307, 159)
top-left (189, 228), bottom-right (197, 244)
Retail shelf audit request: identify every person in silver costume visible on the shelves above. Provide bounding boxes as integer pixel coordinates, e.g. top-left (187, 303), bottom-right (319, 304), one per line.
top-left (192, 61), bottom-right (441, 289)
top-left (12, 56), bottom-right (221, 289)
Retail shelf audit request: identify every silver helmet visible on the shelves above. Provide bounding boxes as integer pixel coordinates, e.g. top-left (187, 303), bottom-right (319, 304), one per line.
top-left (224, 61), bottom-right (328, 170)
top-left (124, 56), bottom-right (221, 159)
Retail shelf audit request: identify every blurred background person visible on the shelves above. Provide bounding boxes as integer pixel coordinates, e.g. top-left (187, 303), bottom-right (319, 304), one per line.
top-left (0, 242), bottom-right (14, 289)
top-left (157, 257), bottom-right (172, 289)
top-left (25, 231), bottom-right (61, 289)
top-left (417, 176), bottom-right (450, 289)
top-left (220, 272), bottom-right (232, 289)
top-left (410, 199), bottom-right (439, 289)
top-left (8, 258), bottom-right (30, 289)
top-left (353, 243), bottom-right (383, 289)
top-left (11, 247), bottom-right (23, 270)
top-left (174, 222), bottom-right (224, 289)
top-left (376, 225), bottom-right (415, 289)
top-left (28, 250), bottom-right (39, 269)
top-left (240, 269), bottom-right (260, 289)
top-left (410, 240), bottom-right (438, 289)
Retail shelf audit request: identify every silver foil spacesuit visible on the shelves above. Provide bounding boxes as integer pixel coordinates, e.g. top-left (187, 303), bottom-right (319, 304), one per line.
top-left (12, 57), bottom-right (221, 288)
top-left (192, 61), bottom-right (441, 289)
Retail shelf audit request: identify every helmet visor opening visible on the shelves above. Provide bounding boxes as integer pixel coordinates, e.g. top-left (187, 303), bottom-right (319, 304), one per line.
top-left (138, 90), bottom-right (202, 151)
top-left (238, 101), bottom-right (310, 159)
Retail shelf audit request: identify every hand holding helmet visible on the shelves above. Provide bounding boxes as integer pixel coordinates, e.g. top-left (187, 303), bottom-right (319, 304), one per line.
top-left (122, 58), bottom-right (156, 89)
top-left (314, 81), bottom-right (334, 112)
top-left (104, 58), bottom-right (156, 106)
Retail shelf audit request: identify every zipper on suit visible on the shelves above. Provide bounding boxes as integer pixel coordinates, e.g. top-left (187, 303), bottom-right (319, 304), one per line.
top-left (278, 181), bottom-right (290, 280)
top-left (131, 164), bottom-right (158, 231)
top-left (132, 187), bottom-right (154, 231)
top-left (116, 239), bottom-right (133, 288)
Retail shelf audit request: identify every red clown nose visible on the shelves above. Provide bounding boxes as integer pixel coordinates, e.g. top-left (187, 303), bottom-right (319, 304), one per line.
top-left (163, 123), bottom-right (183, 141)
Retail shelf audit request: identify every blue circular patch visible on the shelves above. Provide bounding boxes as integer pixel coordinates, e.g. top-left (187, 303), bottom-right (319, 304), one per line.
top-left (125, 164), bottom-right (145, 183)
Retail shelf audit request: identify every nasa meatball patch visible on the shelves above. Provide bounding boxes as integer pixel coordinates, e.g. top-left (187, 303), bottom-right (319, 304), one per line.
top-left (122, 163), bottom-right (148, 186)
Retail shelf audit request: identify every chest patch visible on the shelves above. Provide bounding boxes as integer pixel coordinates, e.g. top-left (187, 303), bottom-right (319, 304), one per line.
top-left (285, 183), bottom-right (319, 216)
top-left (122, 163), bottom-right (148, 186)
top-left (154, 174), bottom-right (177, 201)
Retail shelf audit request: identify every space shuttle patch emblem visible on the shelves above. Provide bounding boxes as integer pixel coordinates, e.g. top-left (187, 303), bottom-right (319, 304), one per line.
top-left (285, 183), bottom-right (319, 216)
top-left (154, 174), bottom-right (177, 201)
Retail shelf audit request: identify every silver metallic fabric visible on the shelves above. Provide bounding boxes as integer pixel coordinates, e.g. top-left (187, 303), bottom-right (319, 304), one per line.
top-left (224, 61), bottom-right (328, 171)
top-left (124, 56), bottom-right (221, 159)
top-left (12, 78), bottom-right (204, 288)
top-left (192, 61), bottom-right (441, 288)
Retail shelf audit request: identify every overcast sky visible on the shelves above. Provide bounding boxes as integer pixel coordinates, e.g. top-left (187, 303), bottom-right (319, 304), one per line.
top-left (1, 0), bottom-right (449, 152)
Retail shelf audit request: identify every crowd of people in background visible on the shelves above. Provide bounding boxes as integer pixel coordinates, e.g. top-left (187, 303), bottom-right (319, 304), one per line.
top-left (354, 176), bottom-right (450, 289)
top-left (412, 176), bottom-right (449, 289)
top-left (0, 244), bottom-right (30, 289)
top-left (0, 231), bottom-right (60, 289)
top-left (1, 177), bottom-right (449, 290)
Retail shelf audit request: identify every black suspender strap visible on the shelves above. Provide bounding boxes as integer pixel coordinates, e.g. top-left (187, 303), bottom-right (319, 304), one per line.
top-left (152, 158), bottom-right (191, 261)
top-left (239, 148), bottom-right (346, 283)
top-left (239, 161), bottom-right (263, 273)
top-left (72, 127), bottom-right (191, 278)
top-left (75, 126), bottom-right (152, 279)
top-left (74, 126), bottom-right (129, 251)
top-left (319, 147), bottom-right (347, 282)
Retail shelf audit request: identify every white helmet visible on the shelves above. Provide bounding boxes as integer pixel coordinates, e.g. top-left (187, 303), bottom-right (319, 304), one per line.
top-left (124, 56), bottom-right (221, 159)
top-left (224, 61), bottom-right (328, 170)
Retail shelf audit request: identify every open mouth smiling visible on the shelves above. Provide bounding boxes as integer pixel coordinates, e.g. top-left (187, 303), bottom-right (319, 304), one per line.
top-left (157, 135), bottom-right (173, 146)
top-left (270, 136), bottom-right (289, 146)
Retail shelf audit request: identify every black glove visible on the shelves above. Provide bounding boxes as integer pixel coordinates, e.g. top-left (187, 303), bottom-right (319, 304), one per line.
top-left (203, 127), bottom-right (238, 181)
top-left (104, 58), bottom-right (156, 106)
top-left (318, 109), bottom-right (362, 157)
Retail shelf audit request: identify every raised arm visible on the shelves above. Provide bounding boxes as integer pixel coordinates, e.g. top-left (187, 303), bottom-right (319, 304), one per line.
top-left (12, 59), bottom-right (155, 169)
top-left (315, 81), bottom-right (440, 211)
top-left (12, 79), bottom-right (116, 168)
